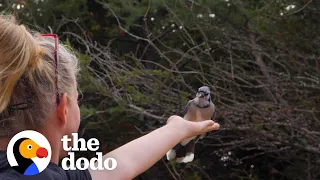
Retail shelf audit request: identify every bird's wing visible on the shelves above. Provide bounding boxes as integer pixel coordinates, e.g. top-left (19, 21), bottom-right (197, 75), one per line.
top-left (181, 100), bottom-right (192, 117)
top-left (197, 103), bottom-right (216, 141)
top-left (211, 109), bottom-right (216, 120)
top-left (211, 103), bottom-right (216, 120)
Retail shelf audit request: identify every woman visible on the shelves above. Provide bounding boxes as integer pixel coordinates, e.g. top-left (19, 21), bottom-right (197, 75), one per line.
top-left (0, 15), bottom-right (220, 180)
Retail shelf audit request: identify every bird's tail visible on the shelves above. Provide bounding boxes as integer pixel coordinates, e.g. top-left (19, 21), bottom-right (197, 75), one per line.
top-left (166, 138), bottom-right (197, 163)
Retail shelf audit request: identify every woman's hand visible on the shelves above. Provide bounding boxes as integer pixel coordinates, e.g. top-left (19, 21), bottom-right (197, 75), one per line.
top-left (166, 115), bottom-right (220, 139)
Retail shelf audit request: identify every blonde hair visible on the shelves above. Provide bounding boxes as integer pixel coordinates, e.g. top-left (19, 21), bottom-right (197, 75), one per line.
top-left (0, 15), bottom-right (80, 137)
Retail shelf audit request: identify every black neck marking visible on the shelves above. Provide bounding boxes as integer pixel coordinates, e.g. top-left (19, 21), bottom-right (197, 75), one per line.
top-left (12, 138), bottom-right (34, 174)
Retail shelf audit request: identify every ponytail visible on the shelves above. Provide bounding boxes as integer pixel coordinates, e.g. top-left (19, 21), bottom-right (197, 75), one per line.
top-left (0, 16), bottom-right (44, 112)
top-left (0, 14), bottom-right (79, 137)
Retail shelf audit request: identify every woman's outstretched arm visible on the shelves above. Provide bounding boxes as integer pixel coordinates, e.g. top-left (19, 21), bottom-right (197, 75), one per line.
top-left (89, 115), bottom-right (220, 180)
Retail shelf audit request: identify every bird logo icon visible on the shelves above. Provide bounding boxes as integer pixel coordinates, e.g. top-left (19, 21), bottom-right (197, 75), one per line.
top-left (7, 130), bottom-right (52, 176)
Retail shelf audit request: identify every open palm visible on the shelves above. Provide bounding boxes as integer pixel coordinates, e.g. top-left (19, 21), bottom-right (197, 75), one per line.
top-left (166, 115), bottom-right (220, 139)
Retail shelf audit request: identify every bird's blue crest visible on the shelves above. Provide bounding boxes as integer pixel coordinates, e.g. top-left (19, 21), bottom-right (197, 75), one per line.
top-left (198, 86), bottom-right (210, 93)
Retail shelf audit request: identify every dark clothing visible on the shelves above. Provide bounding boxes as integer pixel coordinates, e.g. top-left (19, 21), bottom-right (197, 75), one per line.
top-left (0, 151), bottom-right (92, 180)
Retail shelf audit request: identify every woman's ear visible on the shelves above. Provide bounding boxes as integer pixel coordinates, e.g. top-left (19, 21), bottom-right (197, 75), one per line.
top-left (56, 93), bottom-right (68, 125)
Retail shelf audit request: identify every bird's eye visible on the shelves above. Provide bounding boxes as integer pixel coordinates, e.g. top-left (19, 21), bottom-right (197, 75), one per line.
top-left (27, 145), bottom-right (32, 150)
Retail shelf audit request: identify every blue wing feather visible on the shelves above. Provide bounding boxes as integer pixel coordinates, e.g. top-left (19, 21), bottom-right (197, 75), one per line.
top-left (211, 110), bottom-right (216, 120)
top-left (181, 101), bottom-right (191, 117)
top-left (211, 105), bottom-right (216, 120)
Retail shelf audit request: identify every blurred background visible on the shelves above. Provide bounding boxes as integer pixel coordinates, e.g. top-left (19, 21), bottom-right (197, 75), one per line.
top-left (1, 0), bottom-right (320, 179)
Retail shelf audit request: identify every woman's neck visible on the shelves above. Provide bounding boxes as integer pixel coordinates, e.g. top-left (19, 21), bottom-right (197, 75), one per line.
top-left (38, 129), bottom-right (63, 165)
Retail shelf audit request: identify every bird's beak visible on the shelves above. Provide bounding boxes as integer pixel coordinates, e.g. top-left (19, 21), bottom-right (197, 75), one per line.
top-left (36, 147), bottom-right (48, 158)
top-left (196, 92), bottom-right (204, 98)
top-left (199, 92), bottom-right (205, 98)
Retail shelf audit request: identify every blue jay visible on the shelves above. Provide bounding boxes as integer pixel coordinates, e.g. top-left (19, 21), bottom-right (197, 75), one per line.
top-left (166, 86), bottom-right (216, 163)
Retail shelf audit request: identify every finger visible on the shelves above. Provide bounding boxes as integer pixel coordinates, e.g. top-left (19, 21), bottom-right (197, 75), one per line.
top-left (201, 120), bottom-right (215, 128)
top-left (203, 122), bottom-right (220, 132)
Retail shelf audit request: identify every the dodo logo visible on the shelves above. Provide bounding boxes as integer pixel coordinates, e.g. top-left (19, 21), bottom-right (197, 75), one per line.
top-left (6, 130), bottom-right (52, 176)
